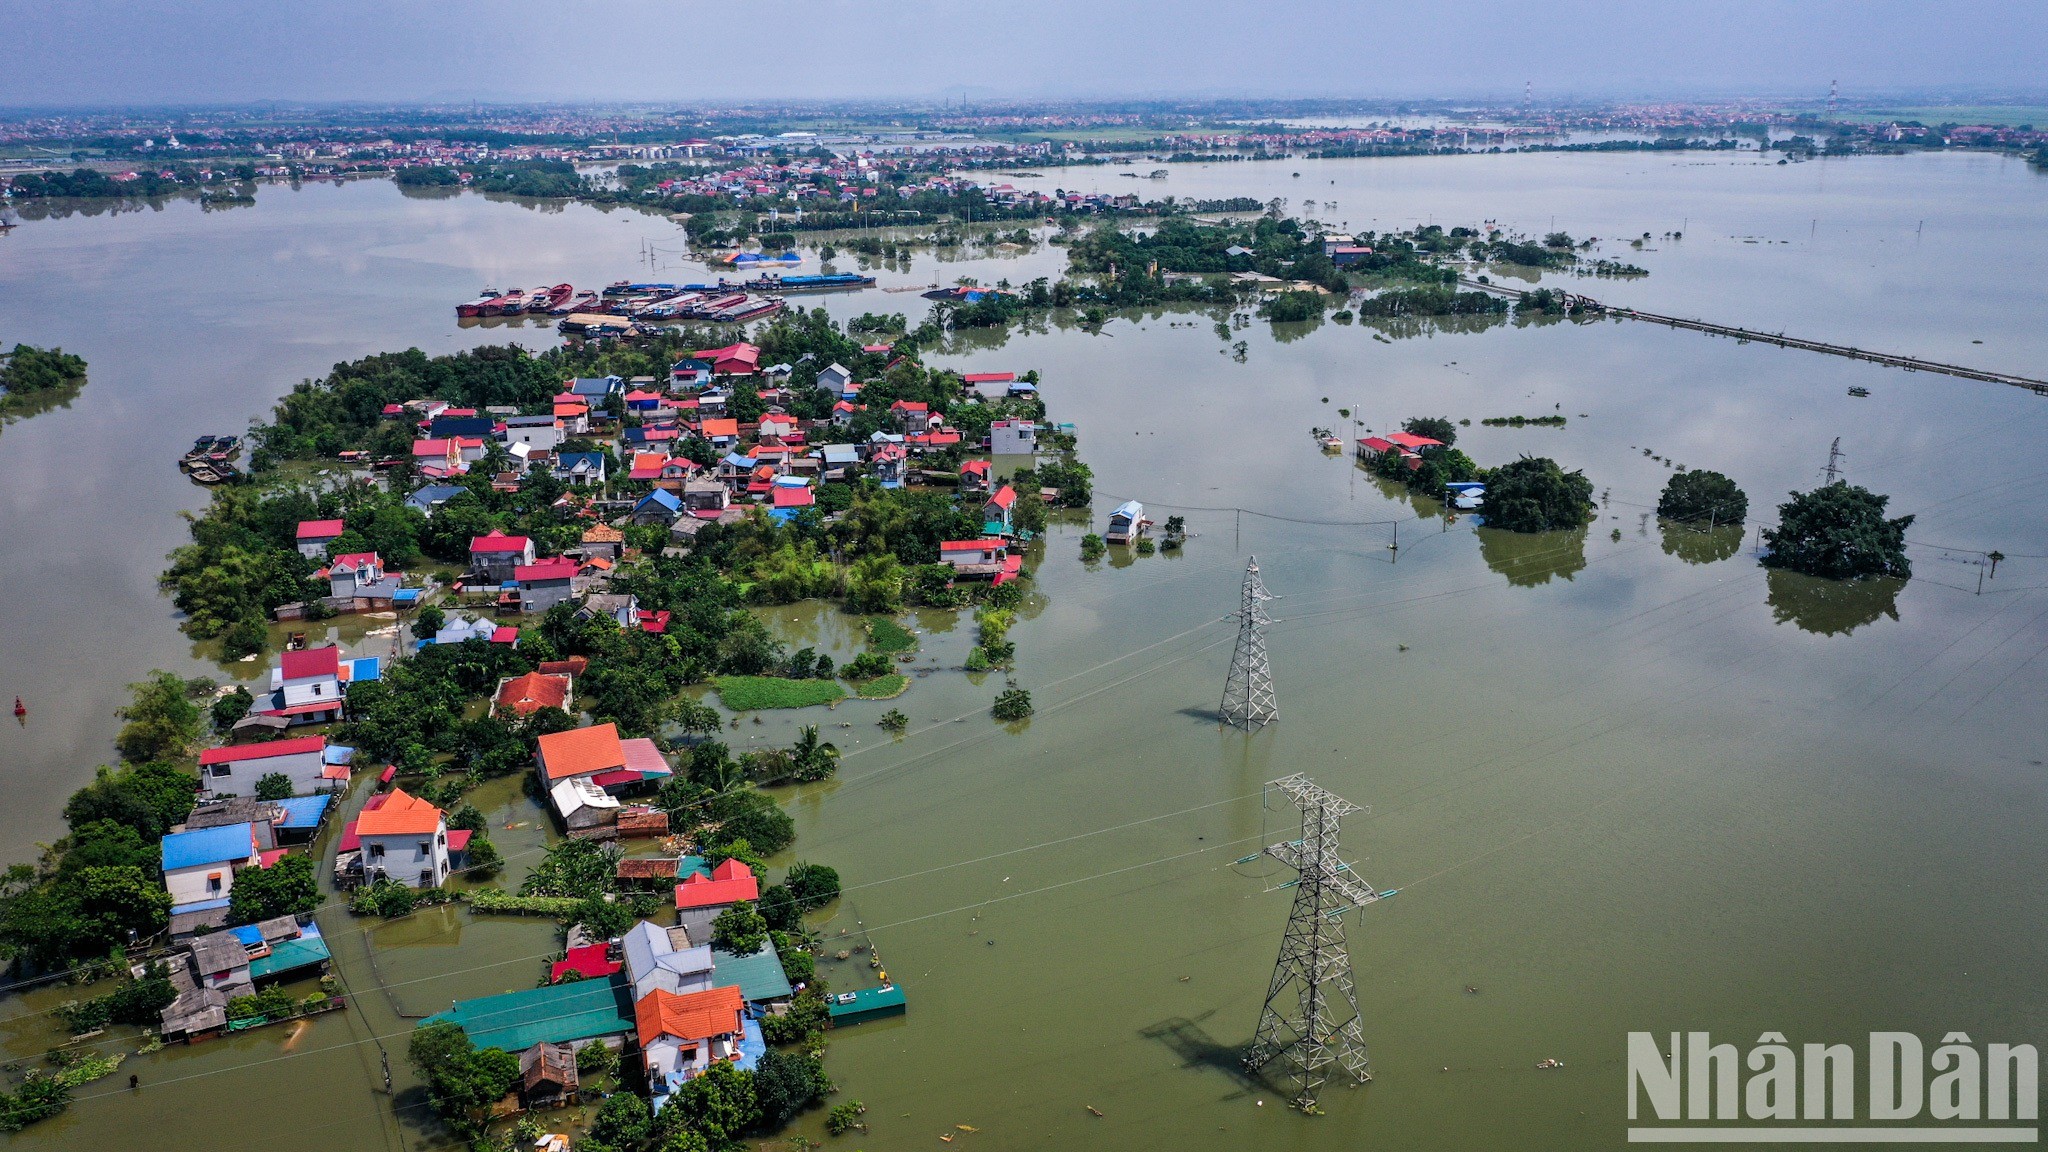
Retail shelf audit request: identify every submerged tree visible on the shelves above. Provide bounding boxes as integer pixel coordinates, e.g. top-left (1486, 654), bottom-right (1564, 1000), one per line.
top-left (1761, 483), bottom-right (1912, 580)
top-left (1658, 469), bottom-right (1748, 525)
top-left (1480, 457), bottom-right (1595, 533)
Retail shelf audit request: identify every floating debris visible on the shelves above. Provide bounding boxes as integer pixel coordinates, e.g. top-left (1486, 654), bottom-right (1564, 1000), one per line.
top-left (1086, 1105), bottom-right (1105, 1117)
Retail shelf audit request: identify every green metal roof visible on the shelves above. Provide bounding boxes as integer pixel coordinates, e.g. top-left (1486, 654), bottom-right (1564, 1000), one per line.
top-left (828, 983), bottom-right (906, 1023)
top-left (421, 974), bottom-right (634, 1052)
top-left (248, 934), bottom-right (330, 981)
top-left (710, 940), bottom-right (793, 1003)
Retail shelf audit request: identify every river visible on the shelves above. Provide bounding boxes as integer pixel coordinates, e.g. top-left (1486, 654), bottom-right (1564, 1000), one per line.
top-left (1, 150), bottom-right (2044, 1150)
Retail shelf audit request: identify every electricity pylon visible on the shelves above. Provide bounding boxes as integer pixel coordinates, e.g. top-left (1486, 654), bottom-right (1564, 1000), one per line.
top-left (1219, 556), bottom-right (1277, 730)
top-left (1244, 774), bottom-right (1386, 1111)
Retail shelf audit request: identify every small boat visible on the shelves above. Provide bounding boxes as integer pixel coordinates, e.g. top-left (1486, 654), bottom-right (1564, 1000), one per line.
top-left (1319, 436), bottom-right (1343, 451)
top-left (12, 697), bottom-right (23, 718)
top-left (1847, 386), bottom-right (1870, 397)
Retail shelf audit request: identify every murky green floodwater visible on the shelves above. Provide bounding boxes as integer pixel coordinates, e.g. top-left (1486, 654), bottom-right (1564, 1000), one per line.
top-left (2, 151), bottom-right (2045, 1150)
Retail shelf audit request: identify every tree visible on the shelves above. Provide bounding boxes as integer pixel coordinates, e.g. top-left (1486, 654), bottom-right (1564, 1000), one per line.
top-left (228, 854), bottom-right (319, 924)
top-left (707, 791), bottom-right (795, 855)
top-left (1480, 456), bottom-right (1594, 533)
top-left (254, 772), bottom-right (295, 801)
top-left (759, 884), bottom-right (801, 932)
top-left (407, 1023), bottom-right (520, 1139)
top-left (992, 688), bottom-right (1033, 721)
top-left (789, 725), bottom-right (840, 782)
top-left (754, 1048), bottom-right (832, 1126)
top-left (672, 699), bottom-right (724, 737)
top-left (660, 1057), bottom-right (760, 1152)
top-left (1761, 483), bottom-right (1913, 580)
top-left (63, 761), bottom-right (197, 840)
top-left (211, 686), bottom-right (254, 732)
top-left (711, 902), bottom-right (769, 954)
top-left (75, 865), bottom-right (172, 949)
top-left (1658, 469), bottom-right (1748, 524)
top-left (784, 862), bottom-right (841, 910)
top-left (843, 554), bottom-right (905, 614)
top-left (414, 605), bottom-right (446, 637)
top-left (115, 671), bottom-right (202, 763)
top-left (1401, 416), bottom-right (1458, 447)
top-left (591, 1091), bottom-right (653, 1147)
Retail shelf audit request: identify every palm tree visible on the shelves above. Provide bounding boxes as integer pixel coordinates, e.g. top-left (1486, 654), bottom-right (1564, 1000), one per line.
top-left (790, 725), bottom-right (841, 783)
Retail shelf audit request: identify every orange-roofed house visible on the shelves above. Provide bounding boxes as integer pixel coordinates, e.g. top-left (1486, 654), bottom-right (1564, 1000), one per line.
top-left (494, 671), bottom-right (572, 717)
top-left (636, 985), bottom-right (748, 1093)
top-left (537, 723), bottom-right (627, 788)
top-left (674, 858), bottom-right (760, 913)
top-left (698, 417), bottom-right (740, 447)
top-left (354, 788), bottom-right (451, 888)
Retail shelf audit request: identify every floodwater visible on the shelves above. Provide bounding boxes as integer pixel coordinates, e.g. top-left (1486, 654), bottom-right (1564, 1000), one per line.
top-left (2, 150), bottom-right (2046, 1150)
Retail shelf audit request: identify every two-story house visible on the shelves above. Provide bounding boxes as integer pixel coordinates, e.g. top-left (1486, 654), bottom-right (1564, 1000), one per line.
top-left (327, 553), bottom-right (387, 601)
top-left (295, 519), bottom-right (345, 559)
top-left (515, 557), bottom-right (582, 615)
top-left (889, 400), bottom-right (933, 434)
top-left (354, 788), bottom-right (451, 888)
top-left (623, 919), bottom-right (715, 1001)
top-left (502, 414), bottom-right (563, 453)
top-left (636, 985), bottom-right (748, 1098)
top-left (990, 419), bottom-right (1037, 456)
top-left (814, 362), bottom-right (853, 397)
top-left (265, 646), bottom-right (346, 724)
top-left (983, 485), bottom-right (1017, 534)
top-left (554, 451), bottom-right (607, 486)
top-left (469, 531), bottom-right (537, 584)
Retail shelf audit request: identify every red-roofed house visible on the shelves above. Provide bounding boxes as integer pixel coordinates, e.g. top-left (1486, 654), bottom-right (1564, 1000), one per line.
top-left (551, 942), bottom-right (623, 984)
top-left (958, 459), bottom-right (992, 494)
top-left (412, 439), bottom-right (462, 477)
top-left (638, 610), bottom-right (671, 634)
top-left (197, 736), bottom-right (330, 799)
top-left (693, 342), bottom-right (761, 376)
top-left (327, 552), bottom-right (389, 600)
top-left (939, 538), bottom-right (1009, 574)
top-left (983, 485), bottom-right (1018, 532)
top-left (266, 646), bottom-right (344, 724)
top-left (674, 859), bottom-right (760, 912)
top-left (1357, 436), bottom-right (1396, 456)
top-left (494, 672), bottom-right (572, 717)
top-left (889, 399), bottom-right (932, 434)
top-left (1386, 432), bottom-right (1445, 451)
top-left (469, 531), bottom-right (536, 583)
top-left (629, 452), bottom-right (670, 481)
top-left (514, 557), bottom-right (582, 614)
top-left (770, 485), bottom-right (814, 510)
top-left (296, 519), bottom-right (346, 559)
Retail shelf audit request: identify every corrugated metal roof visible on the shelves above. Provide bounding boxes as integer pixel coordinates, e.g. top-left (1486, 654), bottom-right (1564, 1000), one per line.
top-left (420, 974), bottom-right (635, 1053)
top-left (710, 939), bottom-right (793, 1003)
top-left (162, 823), bottom-right (256, 871)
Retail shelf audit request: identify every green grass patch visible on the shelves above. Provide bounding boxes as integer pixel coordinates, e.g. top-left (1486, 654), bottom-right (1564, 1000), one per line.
top-left (854, 673), bottom-right (910, 700)
top-left (715, 676), bottom-right (847, 710)
top-left (866, 617), bottom-right (918, 653)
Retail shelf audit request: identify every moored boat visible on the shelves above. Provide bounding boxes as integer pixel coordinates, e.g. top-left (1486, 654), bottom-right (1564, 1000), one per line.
top-left (539, 283), bottom-right (576, 314)
top-left (456, 288), bottom-right (501, 317)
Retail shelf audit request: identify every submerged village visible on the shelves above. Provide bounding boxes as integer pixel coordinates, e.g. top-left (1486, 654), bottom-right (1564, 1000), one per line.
top-left (0, 187), bottom-right (1945, 1148)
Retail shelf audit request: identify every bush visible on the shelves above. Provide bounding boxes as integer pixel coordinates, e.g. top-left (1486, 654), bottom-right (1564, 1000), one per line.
top-left (843, 652), bottom-right (891, 680)
top-left (229, 854), bottom-right (319, 924)
top-left (576, 1039), bottom-right (621, 1077)
top-left (350, 877), bottom-right (418, 918)
top-left (827, 1100), bottom-right (868, 1135)
top-left (761, 989), bottom-right (832, 1047)
top-left (210, 686), bottom-right (254, 732)
top-left (992, 688), bottom-right (1034, 721)
top-left (1658, 469), bottom-right (1749, 525)
top-left (1480, 456), bottom-right (1595, 533)
top-left (254, 772), bottom-right (296, 801)
top-left (1079, 534), bottom-right (1105, 561)
top-left (754, 1047), bottom-right (832, 1125)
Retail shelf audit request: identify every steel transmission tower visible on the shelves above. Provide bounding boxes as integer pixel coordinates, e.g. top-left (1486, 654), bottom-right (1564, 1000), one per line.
top-left (1823, 436), bottom-right (1845, 484)
top-left (1219, 557), bottom-right (1277, 730)
top-left (1244, 774), bottom-right (1386, 1111)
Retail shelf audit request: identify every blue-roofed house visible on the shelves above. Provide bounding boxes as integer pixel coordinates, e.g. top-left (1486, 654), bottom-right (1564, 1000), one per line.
top-left (430, 415), bottom-right (496, 440)
top-left (162, 823), bottom-right (261, 911)
top-left (632, 488), bottom-right (682, 526)
top-left (407, 483), bottom-right (470, 517)
top-left (670, 359), bottom-right (713, 389)
top-left (555, 451), bottom-right (607, 487)
top-left (569, 375), bottom-right (622, 401)
top-left (270, 794), bottom-right (333, 844)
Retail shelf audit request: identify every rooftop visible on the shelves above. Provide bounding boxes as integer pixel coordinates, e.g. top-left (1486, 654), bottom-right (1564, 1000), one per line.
top-left (162, 823), bottom-right (256, 871)
top-left (199, 734), bottom-right (325, 766)
top-left (538, 722), bottom-right (627, 780)
top-left (422, 974), bottom-right (636, 1053)
top-left (354, 788), bottom-right (443, 837)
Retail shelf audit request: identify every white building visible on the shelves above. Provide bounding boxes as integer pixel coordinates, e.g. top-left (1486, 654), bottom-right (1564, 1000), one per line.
top-left (354, 789), bottom-right (451, 888)
top-left (990, 419), bottom-right (1037, 456)
top-left (196, 735), bottom-right (331, 799)
top-left (161, 822), bottom-right (262, 911)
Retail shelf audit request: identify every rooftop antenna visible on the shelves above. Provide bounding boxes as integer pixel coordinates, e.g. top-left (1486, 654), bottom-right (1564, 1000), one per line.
top-left (1244, 774), bottom-right (1388, 1111)
top-left (1822, 436), bottom-right (1845, 485)
top-left (1220, 557), bottom-right (1278, 730)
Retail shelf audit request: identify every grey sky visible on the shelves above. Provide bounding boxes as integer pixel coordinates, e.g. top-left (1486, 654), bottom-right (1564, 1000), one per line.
top-left (3, 0), bottom-right (2043, 107)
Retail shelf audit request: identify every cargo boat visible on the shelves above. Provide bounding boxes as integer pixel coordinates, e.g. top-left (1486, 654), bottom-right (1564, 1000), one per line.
top-left (536, 283), bottom-right (575, 314)
top-left (456, 288), bottom-right (502, 318)
top-left (485, 290), bottom-right (530, 317)
top-left (738, 272), bottom-right (876, 292)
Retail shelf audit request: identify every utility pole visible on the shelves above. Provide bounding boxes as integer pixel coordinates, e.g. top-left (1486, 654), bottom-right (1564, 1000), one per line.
top-left (1828, 79), bottom-right (1839, 117)
top-left (1823, 437), bottom-right (1845, 485)
top-left (1244, 774), bottom-right (1386, 1111)
top-left (1219, 557), bottom-right (1278, 730)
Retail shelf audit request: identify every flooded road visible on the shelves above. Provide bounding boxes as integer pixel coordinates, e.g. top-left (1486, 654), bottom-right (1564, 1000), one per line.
top-left (1, 151), bottom-right (2044, 1150)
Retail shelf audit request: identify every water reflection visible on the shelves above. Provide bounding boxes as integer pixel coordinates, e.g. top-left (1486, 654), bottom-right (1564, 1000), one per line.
top-left (1766, 570), bottom-right (1905, 635)
top-left (1477, 524), bottom-right (1589, 586)
top-left (1269, 315), bottom-right (1325, 343)
top-left (1659, 520), bottom-right (1746, 565)
top-left (1360, 311), bottom-right (1509, 341)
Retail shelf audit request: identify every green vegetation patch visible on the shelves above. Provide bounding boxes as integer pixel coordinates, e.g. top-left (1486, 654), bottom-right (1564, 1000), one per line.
top-left (854, 673), bottom-right (909, 700)
top-left (715, 676), bottom-right (847, 711)
top-left (865, 617), bottom-right (917, 653)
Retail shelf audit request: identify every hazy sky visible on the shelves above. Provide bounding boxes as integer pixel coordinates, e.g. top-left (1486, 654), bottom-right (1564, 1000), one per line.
top-left (3, 0), bottom-right (2043, 107)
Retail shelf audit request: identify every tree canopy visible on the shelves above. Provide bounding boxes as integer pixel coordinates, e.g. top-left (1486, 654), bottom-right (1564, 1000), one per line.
top-left (1480, 456), bottom-right (1595, 533)
top-left (1761, 482), bottom-right (1913, 580)
top-left (1658, 469), bottom-right (1748, 524)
